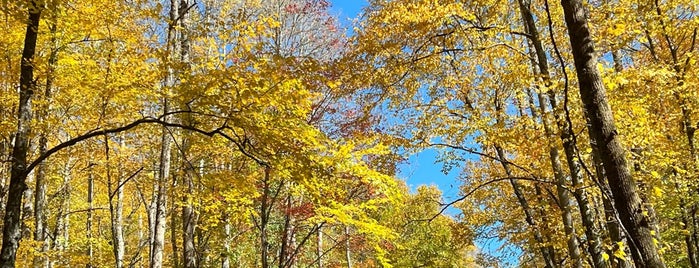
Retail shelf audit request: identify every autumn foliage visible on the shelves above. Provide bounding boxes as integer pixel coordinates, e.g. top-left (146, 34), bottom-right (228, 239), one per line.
top-left (0, 0), bottom-right (698, 267)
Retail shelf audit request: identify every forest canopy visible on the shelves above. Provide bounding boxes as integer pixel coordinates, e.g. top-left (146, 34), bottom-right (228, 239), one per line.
top-left (0, 0), bottom-right (697, 267)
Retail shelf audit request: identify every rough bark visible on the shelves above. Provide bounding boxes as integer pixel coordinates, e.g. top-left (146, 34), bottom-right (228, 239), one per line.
top-left (519, 0), bottom-right (607, 265)
top-left (559, 0), bottom-right (666, 267)
top-left (0, 2), bottom-right (42, 267)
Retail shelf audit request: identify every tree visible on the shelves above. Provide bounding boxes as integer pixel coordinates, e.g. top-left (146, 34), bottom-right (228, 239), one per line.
top-left (559, 0), bottom-right (666, 266)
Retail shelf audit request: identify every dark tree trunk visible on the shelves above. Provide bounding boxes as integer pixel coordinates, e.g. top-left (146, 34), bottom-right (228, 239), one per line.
top-left (559, 0), bottom-right (666, 267)
top-left (0, 2), bottom-right (42, 267)
top-left (518, 1), bottom-right (607, 265)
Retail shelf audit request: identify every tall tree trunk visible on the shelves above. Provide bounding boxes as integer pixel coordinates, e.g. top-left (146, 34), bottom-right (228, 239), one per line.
top-left (495, 146), bottom-right (558, 268)
top-left (107, 137), bottom-right (125, 268)
top-left (316, 224), bottom-right (323, 268)
top-left (150, 0), bottom-right (179, 267)
top-left (53, 160), bottom-right (72, 253)
top-left (679, 194), bottom-right (698, 268)
top-left (179, 2), bottom-right (197, 266)
top-left (221, 215), bottom-right (231, 268)
top-left (519, 0), bottom-right (607, 265)
top-left (279, 194), bottom-right (291, 268)
top-left (344, 226), bottom-right (352, 268)
top-left (32, 11), bottom-right (57, 268)
top-left (535, 91), bottom-right (583, 268)
top-left (559, 0), bottom-right (666, 267)
top-left (261, 168), bottom-right (271, 268)
top-left (87, 167), bottom-right (94, 268)
top-left (0, 2), bottom-right (42, 267)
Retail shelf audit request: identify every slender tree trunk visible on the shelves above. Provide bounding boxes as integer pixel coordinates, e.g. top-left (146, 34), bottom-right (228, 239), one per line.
top-left (171, 194), bottom-right (179, 268)
top-left (32, 12), bottom-right (57, 268)
top-left (0, 2), bottom-right (42, 266)
top-left (316, 224), bottom-right (323, 268)
top-left (534, 91), bottom-right (583, 268)
top-left (344, 226), bottom-right (352, 268)
top-left (221, 215), bottom-right (231, 268)
top-left (21, 174), bottom-right (34, 244)
top-left (179, 2), bottom-right (196, 266)
top-left (107, 137), bottom-right (125, 268)
top-left (559, 0), bottom-right (666, 266)
top-left (53, 161), bottom-right (72, 254)
top-left (279, 194), bottom-right (292, 268)
top-left (495, 146), bottom-right (558, 268)
top-left (87, 168), bottom-right (94, 268)
top-left (518, 0), bottom-right (607, 265)
top-left (151, 0), bottom-right (179, 267)
top-left (261, 168), bottom-right (271, 268)
top-left (498, 93), bottom-right (558, 268)
top-left (680, 194), bottom-right (698, 268)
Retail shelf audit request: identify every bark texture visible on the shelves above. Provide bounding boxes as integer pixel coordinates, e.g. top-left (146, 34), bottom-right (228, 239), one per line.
top-left (0, 2), bottom-right (42, 267)
top-left (559, 0), bottom-right (666, 267)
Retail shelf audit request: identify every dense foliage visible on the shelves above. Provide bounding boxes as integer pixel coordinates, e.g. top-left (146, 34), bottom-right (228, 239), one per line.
top-left (0, 0), bottom-right (697, 267)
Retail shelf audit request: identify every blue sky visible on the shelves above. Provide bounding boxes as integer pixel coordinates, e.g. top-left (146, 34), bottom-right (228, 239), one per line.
top-left (329, 1), bottom-right (520, 265)
top-left (330, 0), bottom-right (462, 213)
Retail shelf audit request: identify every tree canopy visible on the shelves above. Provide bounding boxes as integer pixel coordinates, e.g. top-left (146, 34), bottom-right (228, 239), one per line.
top-left (0, 0), bottom-right (697, 267)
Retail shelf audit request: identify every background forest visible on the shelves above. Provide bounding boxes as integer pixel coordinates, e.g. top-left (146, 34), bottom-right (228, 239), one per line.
top-left (0, 0), bottom-right (697, 267)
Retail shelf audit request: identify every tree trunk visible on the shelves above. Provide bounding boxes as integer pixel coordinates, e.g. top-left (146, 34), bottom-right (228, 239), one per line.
top-left (107, 137), bottom-right (125, 268)
top-left (316, 224), bottom-right (323, 268)
top-left (0, 2), bottom-right (42, 266)
top-left (179, 2), bottom-right (197, 266)
top-left (87, 168), bottom-right (94, 268)
top-left (495, 146), bottom-right (558, 268)
top-left (499, 92), bottom-right (558, 268)
top-left (261, 168), bottom-right (271, 268)
top-left (535, 91), bottom-right (583, 268)
top-left (53, 160), bottom-right (72, 254)
top-left (518, 0), bottom-right (607, 265)
top-left (344, 226), bottom-right (352, 268)
top-left (150, 0), bottom-right (179, 267)
top-left (32, 12), bottom-right (57, 268)
top-left (221, 215), bottom-right (231, 268)
top-left (559, 0), bottom-right (666, 266)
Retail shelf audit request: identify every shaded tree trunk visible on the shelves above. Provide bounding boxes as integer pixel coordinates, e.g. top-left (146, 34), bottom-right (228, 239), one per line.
top-left (179, 1), bottom-right (197, 266)
top-left (559, 0), bottom-right (666, 266)
top-left (32, 10), bottom-right (57, 268)
top-left (221, 215), bottom-right (232, 268)
top-left (0, 2), bottom-right (42, 267)
top-left (87, 167), bottom-right (94, 268)
top-left (518, 0), bottom-right (607, 265)
top-left (260, 168), bottom-right (271, 268)
top-left (317, 224), bottom-right (323, 268)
